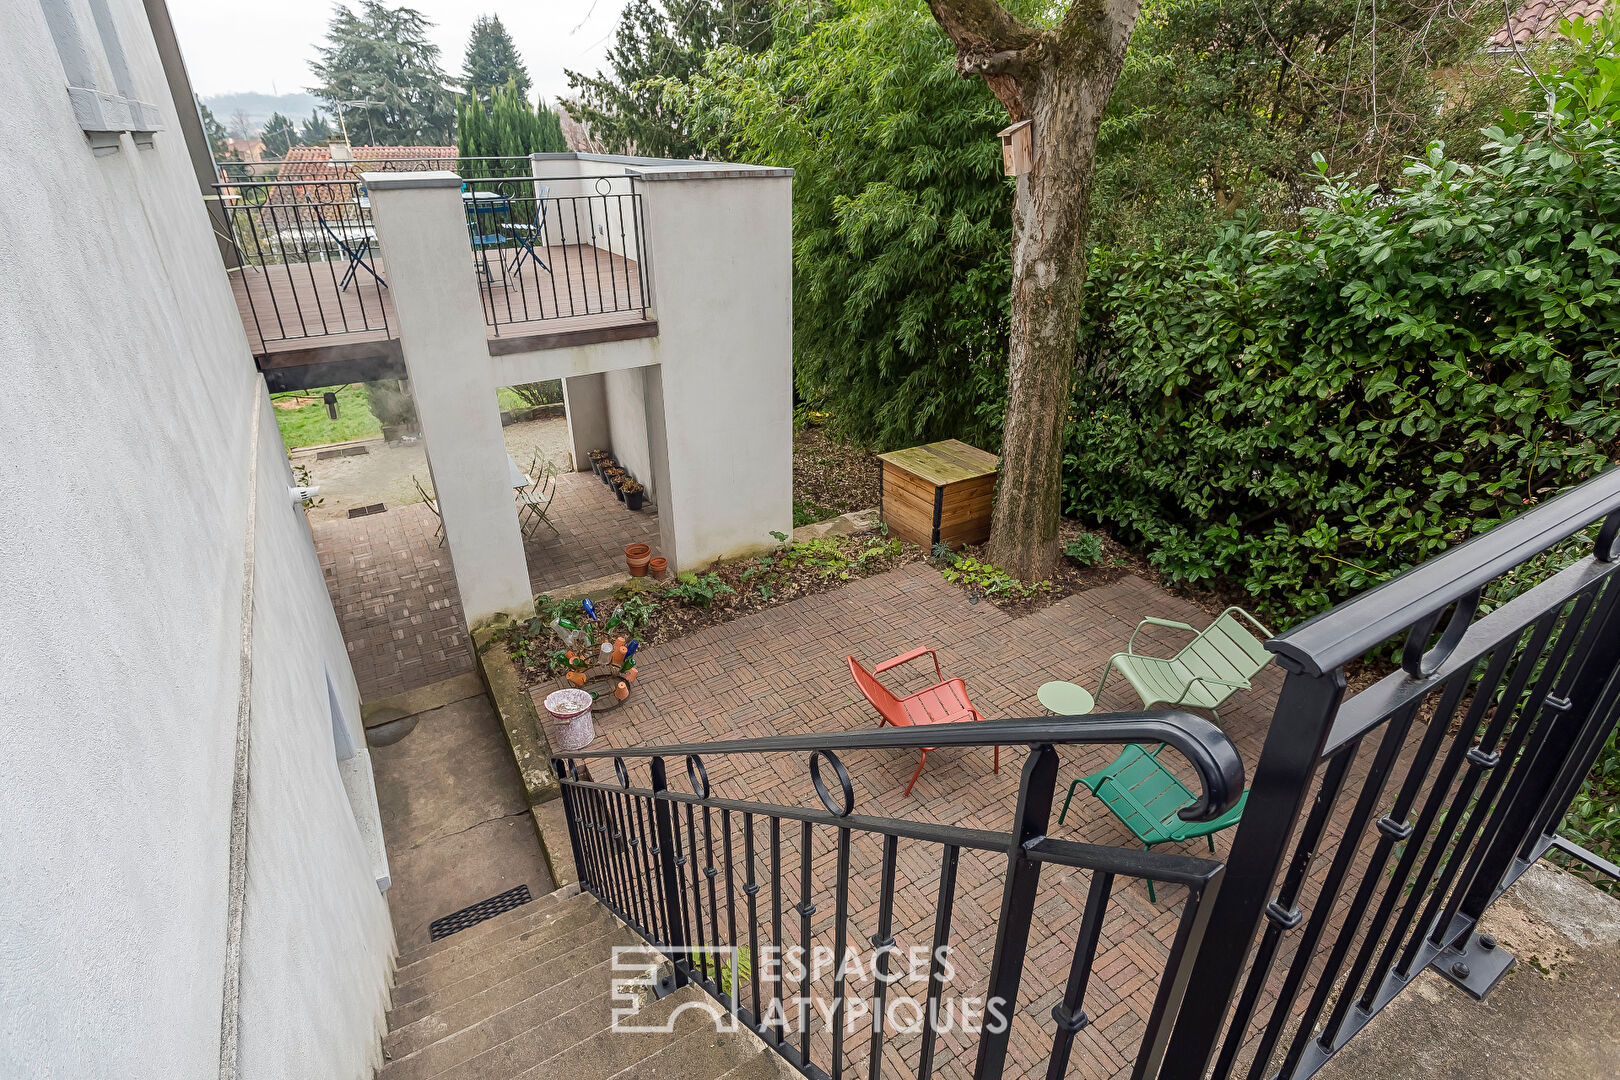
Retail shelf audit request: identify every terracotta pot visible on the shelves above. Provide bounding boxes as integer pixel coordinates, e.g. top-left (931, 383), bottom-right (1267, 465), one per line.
top-left (649, 557), bottom-right (668, 580)
top-left (625, 543), bottom-right (652, 576)
top-left (622, 666), bottom-right (638, 684)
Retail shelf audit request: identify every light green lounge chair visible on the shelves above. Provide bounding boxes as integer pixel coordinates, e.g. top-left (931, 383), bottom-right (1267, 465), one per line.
top-left (1096, 606), bottom-right (1272, 723)
top-left (1058, 743), bottom-right (1249, 901)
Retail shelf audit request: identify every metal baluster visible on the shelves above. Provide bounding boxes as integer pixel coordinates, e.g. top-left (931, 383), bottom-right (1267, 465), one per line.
top-left (723, 808), bottom-right (740, 1004)
top-left (612, 786), bottom-right (651, 933)
top-left (650, 757), bottom-right (690, 987)
top-left (797, 819), bottom-right (816, 1065)
top-left (687, 801), bottom-right (709, 981)
top-left (744, 811), bottom-right (763, 1025)
top-left (974, 743), bottom-right (1061, 1079)
top-left (867, 835), bottom-right (899, 1080)
top-left (771, 817), bottom-right (786, 1045)
top-left (631, 790), bottom-right (666, 945)
top-left (567, 198), bottom-right (586, 316)
top-left (916, 844), bottom-right (959, 1080)
top-left (542, 194), bottom-right (562, 318)
top-left (588, 196), bottom-right (605, 313)
top-left (1046, 871), bottom-right (1112, 1080)
top-left (704, 804), bottom-right (722, 983)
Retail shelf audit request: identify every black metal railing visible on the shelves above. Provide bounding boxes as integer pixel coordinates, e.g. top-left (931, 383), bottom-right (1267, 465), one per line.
top-left (555, 715), bottom-right (1242, 1080)
top-left (1160, 467), bottom-right (1620, 1080)
top-left (460, 175), bottom-right (649, 333)
top-left (551, 469), bottom-right (1620, 1080)
top-left (213, 177), bottom-right (389, 348)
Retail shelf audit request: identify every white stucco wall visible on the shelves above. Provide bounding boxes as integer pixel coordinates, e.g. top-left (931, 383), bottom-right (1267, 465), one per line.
top-left (562, 373), bottom-right (611, 472)
top-left (0, 2), bottom-right (393, 1077)
top-left (604, 366), bottom-right (656, 500)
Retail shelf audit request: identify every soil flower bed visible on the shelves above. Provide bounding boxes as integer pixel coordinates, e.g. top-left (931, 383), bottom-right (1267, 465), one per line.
top-left (504, 529), bottom-right (925, 688)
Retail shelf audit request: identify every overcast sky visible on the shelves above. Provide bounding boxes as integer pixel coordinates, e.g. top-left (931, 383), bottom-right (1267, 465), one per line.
top-left (168, 0), bottom-right (630, 108)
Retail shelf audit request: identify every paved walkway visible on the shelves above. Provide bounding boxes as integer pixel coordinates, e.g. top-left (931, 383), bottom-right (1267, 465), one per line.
top-left (369, 675), bottom-right (556, 952)
top-left (538, 563), bottom-right (1288, 1080)
top-left (315, 470), bottom-right (662, 701)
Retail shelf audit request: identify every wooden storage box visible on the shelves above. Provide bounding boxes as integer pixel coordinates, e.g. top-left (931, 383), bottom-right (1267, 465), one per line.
top-left (878, 439), bottom-right (999, 550)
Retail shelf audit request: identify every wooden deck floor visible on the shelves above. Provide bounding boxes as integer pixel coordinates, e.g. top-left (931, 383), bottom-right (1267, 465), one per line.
top-left (228, 245), bottom-right (650, 367)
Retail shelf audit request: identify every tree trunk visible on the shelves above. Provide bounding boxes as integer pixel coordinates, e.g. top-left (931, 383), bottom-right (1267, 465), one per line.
top-left (986, 58), bottom-right (1131, 582)
top-left (924, 1), bottom-right (1141, 583)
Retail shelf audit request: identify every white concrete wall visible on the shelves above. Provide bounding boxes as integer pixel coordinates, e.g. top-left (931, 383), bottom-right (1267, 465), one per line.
top-left (0, 2), bottom-right (393, 1077)
top-left (562, 373), bottom-right (610, 473)
top-left (604, 366), bottom-right (656, 500)
top-left (492, 165), bottom-right (795, 573)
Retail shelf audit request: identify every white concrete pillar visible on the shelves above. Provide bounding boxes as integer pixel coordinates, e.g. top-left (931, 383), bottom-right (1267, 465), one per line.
top-left (631, 169), bottom-right (795, 568)
top-left (363, 172), bottom-right (532, 625)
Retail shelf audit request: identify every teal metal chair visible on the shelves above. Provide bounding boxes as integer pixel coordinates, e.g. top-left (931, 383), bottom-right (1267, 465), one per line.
top-left (1097, 606), bottom-right (1272, 723)
top-left (1058, 743), bottom-right (1248, 901)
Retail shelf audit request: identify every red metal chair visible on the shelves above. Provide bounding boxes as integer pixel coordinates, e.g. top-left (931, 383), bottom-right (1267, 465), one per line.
top-left (847, 647), bottom-right (997, 796)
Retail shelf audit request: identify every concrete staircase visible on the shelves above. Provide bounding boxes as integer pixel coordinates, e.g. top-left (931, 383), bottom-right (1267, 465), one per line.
top-left (381, 884), bottom-right (792, 1080)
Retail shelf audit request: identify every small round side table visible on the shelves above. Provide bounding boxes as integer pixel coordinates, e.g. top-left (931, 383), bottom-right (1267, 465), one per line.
top-left (1037, 681), bottom-right (1096, 716)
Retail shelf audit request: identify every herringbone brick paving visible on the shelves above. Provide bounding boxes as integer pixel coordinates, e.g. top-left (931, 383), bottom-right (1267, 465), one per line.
top-left (314, 470), bottom-right (662, 700)
top-left (545, 563), bottom-right (1291, 1080)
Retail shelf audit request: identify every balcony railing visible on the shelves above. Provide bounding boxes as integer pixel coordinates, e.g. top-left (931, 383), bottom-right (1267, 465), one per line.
top-left (552, 468), bottom-right (1620, 1080)
top-left (460, 175), bottom-right (649, 335)
top-left (213, 171), bottom-right (652, 358)
top-left (214, 177), bottom-right (391, 349)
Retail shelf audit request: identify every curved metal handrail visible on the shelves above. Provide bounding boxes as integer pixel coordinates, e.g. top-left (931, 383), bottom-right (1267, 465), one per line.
top-left (555, 709), bottom-right (1245, 823)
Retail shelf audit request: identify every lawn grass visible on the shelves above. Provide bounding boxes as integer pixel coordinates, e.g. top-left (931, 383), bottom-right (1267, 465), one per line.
top-left (272, 385), bottom-right (381, 449)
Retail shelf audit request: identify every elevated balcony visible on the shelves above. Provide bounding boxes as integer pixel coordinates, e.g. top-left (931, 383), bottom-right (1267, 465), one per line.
top-left (215, 153), bottom-right (745, 391)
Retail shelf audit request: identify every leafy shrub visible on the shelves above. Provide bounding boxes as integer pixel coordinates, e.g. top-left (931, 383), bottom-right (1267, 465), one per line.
top-left (1063, 534), bottom-right (1104, 566)
top-left (1063, 21), bottom-right (1620, 620)
top-left (941, 556), bottom-right (1051, 599)
top-left (665, 572), bottom-right (736, 608)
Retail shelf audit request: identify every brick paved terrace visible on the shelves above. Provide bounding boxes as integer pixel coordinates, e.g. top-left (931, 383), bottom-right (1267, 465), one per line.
top-left (541, 562), bottom-right (1291, 1080)
top-left (315, 470), bottom-right (660, 701)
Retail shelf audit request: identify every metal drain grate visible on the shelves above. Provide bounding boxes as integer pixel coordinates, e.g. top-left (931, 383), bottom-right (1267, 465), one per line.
top-left (316, 446), bottom-right (370, 460)
top-left (429, 885), bottom-right (533, 941)
top-left (346, 503), bottom-right (387, 519)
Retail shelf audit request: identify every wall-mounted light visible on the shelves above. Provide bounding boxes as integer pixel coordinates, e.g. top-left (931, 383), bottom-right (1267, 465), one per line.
top-left (324, 392), bottom-right (339, 420)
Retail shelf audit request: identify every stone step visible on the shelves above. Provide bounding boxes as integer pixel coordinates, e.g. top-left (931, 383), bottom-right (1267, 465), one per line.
top-left (392, 898), bottom-right (609, 1013)
top-left (381, 955), bottom-right (620, 1080)
top-left (510, 985), bottom-right (733, 1080)
top-left (396, 887), bottom-right (586, 971)
top-left (389, 906), bottom-right (617, 1029)
top-left (426, 985), bottom-right (623, 1080)
top-left (603, 1019), bottom-right (772, 1080)
top-left (716, 1049), bottom-right (801, 1080)
top-left (384, 921), bottom-right (644, 1060)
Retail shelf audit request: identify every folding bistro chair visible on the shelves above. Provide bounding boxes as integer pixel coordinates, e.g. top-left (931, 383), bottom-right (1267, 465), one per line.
top-left (504, 184), bottom-right (552, 275)
top-left (518, 460), bottom-right (558, 538)
top-left (314, 206), bottom-right (385, 291)
top-left (413, 475), bottom-right (445, 547)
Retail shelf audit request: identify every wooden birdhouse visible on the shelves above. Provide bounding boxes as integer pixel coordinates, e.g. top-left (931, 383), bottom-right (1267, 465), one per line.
top-left (997, 119), bottom-right (1033, 176)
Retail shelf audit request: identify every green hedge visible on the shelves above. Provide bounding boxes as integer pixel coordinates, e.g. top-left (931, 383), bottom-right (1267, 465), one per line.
top-left (1061, 37), bottom-right (1620, 619)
